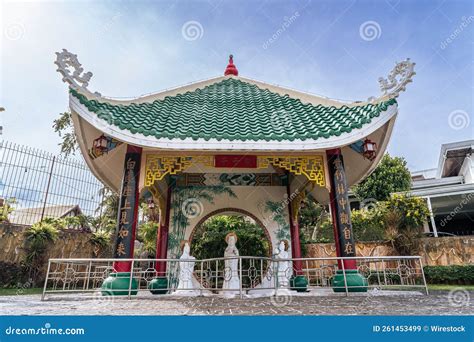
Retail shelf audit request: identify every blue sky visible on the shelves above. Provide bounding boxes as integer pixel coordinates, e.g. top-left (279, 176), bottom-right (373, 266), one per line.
top-left (1, 0), bottom-right (472, 172)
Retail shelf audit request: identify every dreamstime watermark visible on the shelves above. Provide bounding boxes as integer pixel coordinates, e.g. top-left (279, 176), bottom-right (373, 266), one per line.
top-left (181, 21), bottom-right (204, 41)
top-left (440, 16), bottom-right (474, 50)
top-left (91, 290), bottom-right (116, 306)
top-left (5, 322), bottom-right (85, 336)
top-left (262, 12), bottom-right (300, 50)
top-left (181, 198), bottom-right (204, 219)
top-left (95, 109), bottom-right (116, 126)
top-left (98, 12), bottom-right (123, 35)
top-left (448, 110), bottom-right (471, 130)
top-left (359, 21), bottom-right (382, 41)
top-left (448, 288), bottom-right (470, 307)
top-left (263, 189), bottom-right (300, 226)
top-left (270, 110), bottom-right (292, 131)
top-left (16, 278), bottom-right (34, 296)
top-left (440, 192), bottom-right (474, 227)
top-left (4, 21), bottom-right (25, 41)
top-left (360, 198), bottom-right (378, 211)
top-left (270, 289), bottom-right (293, 307)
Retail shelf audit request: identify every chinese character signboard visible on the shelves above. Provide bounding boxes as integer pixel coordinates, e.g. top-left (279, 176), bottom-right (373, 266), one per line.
top-left (114, 149), bottom-right (141, 259)
top-left (330, 155), bottom-right (356, 258)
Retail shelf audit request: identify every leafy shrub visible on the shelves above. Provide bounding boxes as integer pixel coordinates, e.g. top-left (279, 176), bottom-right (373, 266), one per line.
top-left (89, 230), bottom-right (111, 257)
top-left (138, 221), bottom-right (159, 255)
top-left (0, 198), bottom-right (16, 223)
top-left (423, 265), bottom-right (474, 285)
top-left (351, 206), bottom-right (386, 241)
top-left (23, 221), bottom-right (59, 285)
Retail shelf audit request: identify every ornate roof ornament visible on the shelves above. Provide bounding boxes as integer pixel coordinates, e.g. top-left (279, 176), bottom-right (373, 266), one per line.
top-left (224, 54), bottom-right (238, 76)
top-left (55, 49), bottom-right (101, 97)
top-left (378, 58), bottom-right (416, 98)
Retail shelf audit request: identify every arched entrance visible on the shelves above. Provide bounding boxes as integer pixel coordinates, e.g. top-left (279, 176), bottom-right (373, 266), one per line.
top-left (188, 208), bottom-right (274, 290)
top-left (189, 207), bottom-right (273, 256)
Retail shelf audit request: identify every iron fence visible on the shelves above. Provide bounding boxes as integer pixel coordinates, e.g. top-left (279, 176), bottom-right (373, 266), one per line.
top-left (0, 140), bottom-right (104, 227)
top-left (41, 256), bottom-right (428, 300)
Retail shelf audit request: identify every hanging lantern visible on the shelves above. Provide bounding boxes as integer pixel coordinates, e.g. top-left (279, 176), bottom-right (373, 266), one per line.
top-left (363, 138), bottom-right (377, 161)
top-left (93, 134), bottom-right (109, 154)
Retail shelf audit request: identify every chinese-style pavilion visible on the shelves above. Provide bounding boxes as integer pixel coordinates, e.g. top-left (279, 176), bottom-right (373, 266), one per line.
top-left (55, 50), bottom-right (415, 294)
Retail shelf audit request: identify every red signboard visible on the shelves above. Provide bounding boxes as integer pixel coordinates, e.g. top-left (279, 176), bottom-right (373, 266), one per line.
top-left (214, 155), bottom-right (257, 168)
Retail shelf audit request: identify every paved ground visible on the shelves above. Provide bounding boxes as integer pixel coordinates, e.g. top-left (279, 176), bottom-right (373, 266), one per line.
top-left (0, 290), bottom-right (472, 315)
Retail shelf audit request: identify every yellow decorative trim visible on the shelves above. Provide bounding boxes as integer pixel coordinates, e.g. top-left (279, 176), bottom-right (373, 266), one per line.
top-left (257, 156), bottom-right (325, 186)
top-left (145, 155), bottom-right (213, 186)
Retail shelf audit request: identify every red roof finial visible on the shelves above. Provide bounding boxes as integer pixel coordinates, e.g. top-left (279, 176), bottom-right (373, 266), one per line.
top-left (224, 54), bottom-right (238, 76)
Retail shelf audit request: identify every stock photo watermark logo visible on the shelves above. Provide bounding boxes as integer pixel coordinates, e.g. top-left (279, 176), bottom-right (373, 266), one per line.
top-left (440, 192), bottom-right (474, 227)
top-left (448, 288), bottom-right (470, 307)
top-left (270, 289), bottom-right (293, 307)
top-left (440, 16), bottom-right (474, 50)
top-left (91, 290), bottom-right (116, 306)
top-left (182, 198), bottom-right (204, 219)
top-left (181, 21), bottom-right (204, 41)
top-left (262, 189), bottom-right (299, 227)
top-left (16, 278), bottom-right (34, 295)
top-left (4, 21), bottom-right (25, 41)
top-left (95, 108), bottom-right (115, 126)
top-left (262, 12), bottom-right (300, 50)
top-left (5, 322), bottom-right (85, 336)
top-left (361, 198), bottom-right (378, 211)
top-left (270, 110), bottom-right (293, 132)
top-left (448, 110), bottom-right (470, 131)
top-left (359, 21), bottom-right (382, 41)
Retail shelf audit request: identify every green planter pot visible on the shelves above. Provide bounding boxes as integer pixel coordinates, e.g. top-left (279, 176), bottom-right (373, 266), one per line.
top-left (149, 277), bottom-right (169, 295)
top-left (290, 275), bottom-right (308, 292)
top-left (101, 272), bottom-right (138, 296)
top-left (332, 269), bottom-right (368, 292)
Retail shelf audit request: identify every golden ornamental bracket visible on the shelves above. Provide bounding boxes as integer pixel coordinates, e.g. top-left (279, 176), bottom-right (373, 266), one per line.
top-left (257, 156), bottom-right (325, 186)
top-left (145, 155), bottom-right (213, 186)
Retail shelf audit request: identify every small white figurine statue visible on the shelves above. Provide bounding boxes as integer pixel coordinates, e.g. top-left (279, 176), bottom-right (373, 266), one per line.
top-left (274, 240), bottom-right (290, 287)
top-left (222, 232), bottom-right (241, 297)
top-left (174, 240), bottom-right (198, 295)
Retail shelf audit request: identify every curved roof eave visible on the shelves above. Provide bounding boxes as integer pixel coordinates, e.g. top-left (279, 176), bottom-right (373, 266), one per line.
top-left (70, 94), bottom-right (398, 151)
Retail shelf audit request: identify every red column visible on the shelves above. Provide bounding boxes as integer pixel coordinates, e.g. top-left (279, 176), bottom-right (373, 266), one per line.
top-left (287, 176), bottom-right (303, 274)
top-left (326, 148), bottom-right (357, 270)
top-left (113, 145), bottom-right (142, 273)
top-left (154, 182), bottom-right (172, 277)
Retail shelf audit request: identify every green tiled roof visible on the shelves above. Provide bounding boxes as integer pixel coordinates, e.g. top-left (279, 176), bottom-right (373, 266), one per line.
top-left (71, 78), bottom-right (396, 142)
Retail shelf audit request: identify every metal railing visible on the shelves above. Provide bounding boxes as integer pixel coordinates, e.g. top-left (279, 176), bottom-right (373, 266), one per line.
top-left (42, 255), bottom-right (428, 300)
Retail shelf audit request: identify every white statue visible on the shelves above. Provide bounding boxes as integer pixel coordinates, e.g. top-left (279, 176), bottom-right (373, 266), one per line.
top-left (274, 240), bottom-right (290, 287)
top-left (222, 232), bottom-right (240, 297)
top-left (173, 240), bottom-right (199, 295)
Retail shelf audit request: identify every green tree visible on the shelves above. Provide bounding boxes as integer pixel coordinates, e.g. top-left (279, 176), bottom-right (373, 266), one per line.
top-left (191, 215), bottom-right (271, 260)
top-left (353, 154), bottom-right (412, 201)
top-left (52, 111), bottom-right (77, 157)
top-left (298, 196), bottom-right (328, 242)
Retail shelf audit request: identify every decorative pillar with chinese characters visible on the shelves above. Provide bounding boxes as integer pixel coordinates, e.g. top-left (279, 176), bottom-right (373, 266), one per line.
top-left (327, 149), bottom-right (357, 270)
top-left (113, 145), bottom-right (142, 273)
top-left (326, 149), bottom-right (367, 292)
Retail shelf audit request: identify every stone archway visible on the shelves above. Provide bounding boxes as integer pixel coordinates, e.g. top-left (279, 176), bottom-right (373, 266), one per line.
top-left (188, 207), bottom-right (273, 257)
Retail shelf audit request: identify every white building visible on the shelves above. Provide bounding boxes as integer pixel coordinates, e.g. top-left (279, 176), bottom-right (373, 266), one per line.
top-left (409, 140), bottom-right (474, 236)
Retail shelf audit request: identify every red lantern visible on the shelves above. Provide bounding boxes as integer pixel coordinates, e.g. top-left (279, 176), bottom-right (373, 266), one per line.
top-left (93, 134), bottom-right (109, 153)
top-left (363, 138), bottom-right (377, 161)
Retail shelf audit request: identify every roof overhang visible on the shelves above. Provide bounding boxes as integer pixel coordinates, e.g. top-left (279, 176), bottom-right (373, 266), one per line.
top-left (70, 94), bottom-right (398, 151)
